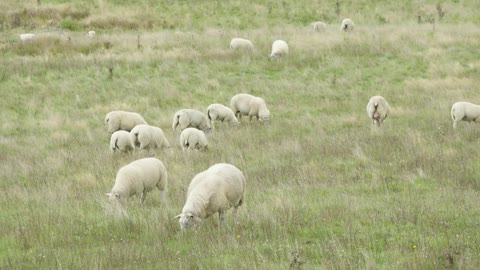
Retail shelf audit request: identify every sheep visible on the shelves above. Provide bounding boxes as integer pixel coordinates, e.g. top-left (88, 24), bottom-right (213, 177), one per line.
top-left (341, 18), bottom-right (354, 32)
top-left (175, 163), bottom-right (246, 231)
top-left (366, 96), bottom-right (390, 127)
top-left (20, 33), bottom-right (36, 42)
top-left (206, 103), bottom-right (239, 129)
top-left (105, 110), bottom-right (148, 133)
top-left (130, 124), bottom-right (170, 150)
top-left (229, 38), bottom-right (254, 51)
top-left (230, 93), bottom-right (270, 124)
top-left (313, 21), bottom-right (327, 32)
top-left (109, 130), bottom-right (134, 153)
top-left (450, 102), bottom-right (480, 128)
top-left (87, 30), bottom-right (96, 39)
top-left (172, 109), bottom-right (211, 134)
top-left (179, 128), bottom-right (208, 151)
top-left (106, 157), bottom-right (168, 207)
top-left (270, 40), bottom-right (289, 60)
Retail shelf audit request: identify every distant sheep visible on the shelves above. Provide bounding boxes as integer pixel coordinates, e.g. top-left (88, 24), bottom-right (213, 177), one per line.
top-left (87, 31), bottom-right (96, 39)
top-left (179, 128), bottom-right (208, 151)
top-left (206, 103), bottom-right (239, 129)
top-left (130, 124), bottom-right (170, 150)
top-left (230, 38), bottom-right (254, 50)
top-left (172, 109), bottom-right (211, 134)
top-left (106, 157), bottom-right (168, 207)
top-left (313, 22), bottom-right (327, 32)
top-left (366, 96), bottom-right (390, 127)
top-left (175, 163), bottom-right (246, 231)
top-left (105, 111), bottom-right (148, 133)
top-left (451, 101), bottom-right (480, 128)
top-left (230, 94), bottom-right (270, 124)
top-left (110, 130), bottom-right (134, 153)
top-left (341, 18), bottom-right (354, 32)
top-left (270, 40), bottom-right (289, 60)
top-left (20, 33), bottom-right (36, 42)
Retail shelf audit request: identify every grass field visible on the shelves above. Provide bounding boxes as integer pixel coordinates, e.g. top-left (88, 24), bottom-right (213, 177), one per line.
top-left (1, 0), bottom-right (480, 269)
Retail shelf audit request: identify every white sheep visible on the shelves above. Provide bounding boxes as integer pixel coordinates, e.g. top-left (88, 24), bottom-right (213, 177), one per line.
top-left (172, 109), bottom-right (211, 134)
top-left (179, 128), bottom-right (208, 151)
top-left (87, 30), bottom-right (96, 39)
top-left (229, 38), bottom-right (254, 51)
top-left (130, 124), bottom-right (170, 150)
top-left (313, 21), bottom-right (327, 32)
top-left (175, 163), bottom-right (246, 231)
top-left (341, 18), bottom-right (354, 32)
top-left (451, 101), bottom-right (480, 128)
top-left (106, 157), bottom-right (168, 207)
top-left (366, 96), bottom-right (390, 127)
top-left (230, 93), bottom-right (270, 124)
top-left (270, 40), bottom-right (289, 60)
top-left (105, 110), bottom-right (148, 133)
top-left (20, 33), bottom-right (36, 42)
top-left (206, 103), bottom-right (239, 129)
top-left (109, 130), bottom-right (134, 153)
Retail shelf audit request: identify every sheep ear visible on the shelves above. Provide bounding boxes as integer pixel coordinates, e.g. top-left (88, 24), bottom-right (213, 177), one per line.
top-left (174, 214), bottom-right (182, 219)
top-left (105, 193), bottom-right (112, 197)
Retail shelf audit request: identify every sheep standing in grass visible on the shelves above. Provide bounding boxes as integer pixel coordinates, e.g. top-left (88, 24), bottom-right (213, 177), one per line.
top-left (106, 157), bottom-right (168, 207)
top-left (105, 111), bottom-right (148, 133)
top-left (230, 38), bottom-right (254, 51)
top-left (130, 124), bottom-right (170, 150)
top-left (172, 109), bottom-right (211, 133)
top-left (341, 18), bottom-right (354, 32)
top-left (110, 130), bottom-right (134, 153)
top-left (451, 101), bottom-right (480, 128)
top-left (206, 103), bottom-right (239, 129)
top-left (179, 128), bottom-right (208, 151)
top-left (88, 31), bottom-right (96, 39)
top-left (20, 33), bottom-right (36, 42)
top-left (313, 22), bottom-right (327, 32)
top-left (366, 96), bottom-right (390, 127)
top-left (175, 163), bottom-right (246, 231)
top-left (270, 40), bottom-right (289, 60)
top-left (230, 94), bottom-right (270, 124)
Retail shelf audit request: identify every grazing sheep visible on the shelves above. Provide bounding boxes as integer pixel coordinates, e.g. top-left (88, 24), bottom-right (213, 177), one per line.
top-left (179, 128), bottom-right (208, 151)
top-left (341, 18), bottom-right (354, 32)
top-left (87, 30), bottom-right (96, 39)
top-left (270, 40), bottom-right (289, 60)
top-left (230, 94), bottom-right (270, 124)
top-left (313, 21), bottom-right (327, 32)
top-left (366, 96), bottom-right (390, 127)
top-left (130, 124), bottom-right (170, 150)
top-left (106, 157), bottom-right (168, 207)
top-left (230, 38), bottom-right (254, 50)
top-left (206, 103), bottom-right (239, 129)
top-left (451, 101), bottom-right (480, 128)
top-left (105, 110), bottom-right (148, 133)
top-left (172, 109), bottom-right (211, 134)
top-left (175, 163), bottom-right (246, 231)
top-left (20, 33), bottom-right (36, 42)
top-left (109, 130), bottom-right (134, 153)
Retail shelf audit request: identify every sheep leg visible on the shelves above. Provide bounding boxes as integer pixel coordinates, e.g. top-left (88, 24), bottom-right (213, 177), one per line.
top-left (218, 211), bottom-right (225, 228)
top-left (140, 192), bottom-right (146, 205)
top-left (233, 206), bottom-right (239, 225)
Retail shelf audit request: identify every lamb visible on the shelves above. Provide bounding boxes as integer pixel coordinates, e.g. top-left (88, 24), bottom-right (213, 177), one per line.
top-left (87, 30), bottom-right (96, 39)
top-left (269, 40), bottom-right (289, 60)
top-left (175, 163), bottom-right (246, 231)
top-left (450, 102), bottom-right (480, 128)
top-left (130, 124), bottom-right (170, 150)
top-left (109, 130), bottom-right (134, 153)
top-left (172, 109), bottom-right (211, 134)
top-left (206, 103), bottom-right (239, 129)
top-left (313, 21), bottom-right (327, 32)
top-left (179, 128), bottom-right (208, 151)
top-left (230, 38), bottom-right (254, 50)
top-left (20, 33), bottom-right (36, 42)
top-left (341, 18), bottom-right (354, 32)
top-left (366, 96), bottom-right (390, 127)
top-left (105, 110), bottom-right (148, 133)
top-left (106, 157), bottom-right (168, 207)
top-left (230, 93), bottom-right (270, 124)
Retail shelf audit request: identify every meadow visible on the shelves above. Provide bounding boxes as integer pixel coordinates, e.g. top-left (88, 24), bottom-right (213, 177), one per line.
top-left (1, 0), bottom-right (480, 269)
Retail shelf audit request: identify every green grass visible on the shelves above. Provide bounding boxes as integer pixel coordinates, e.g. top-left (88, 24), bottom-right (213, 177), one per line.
top-left (1, 1), bottom-right (480, 269)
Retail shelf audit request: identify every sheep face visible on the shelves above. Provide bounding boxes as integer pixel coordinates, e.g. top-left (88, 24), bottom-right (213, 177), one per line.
top-left (259, 108), bottom-right (270, 123)
top-left (105, 192), bottom-right (127, 206)
top-left (175, 213), bottom-right (202, 231)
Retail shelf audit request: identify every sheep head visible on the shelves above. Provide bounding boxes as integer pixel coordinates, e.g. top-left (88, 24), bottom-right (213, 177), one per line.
top-left (175, 212), bottom-right (202, 231)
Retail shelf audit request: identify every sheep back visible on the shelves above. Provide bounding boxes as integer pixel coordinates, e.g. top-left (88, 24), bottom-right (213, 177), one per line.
top-left (230, 38), bottom-right (254, 50)
top-left (172, 109), bottom-right (211, 133)
top-left (131, 124), bottom-right (170, 149)
top-left (105, 111), bottom-right (148, 133)
top-left (110, 130), bottom-right (134, 153)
